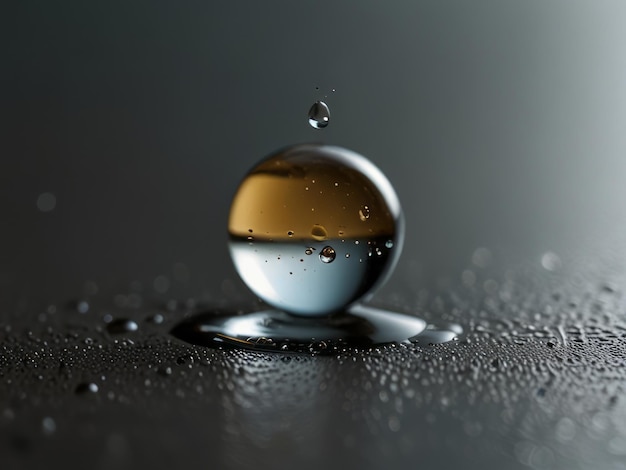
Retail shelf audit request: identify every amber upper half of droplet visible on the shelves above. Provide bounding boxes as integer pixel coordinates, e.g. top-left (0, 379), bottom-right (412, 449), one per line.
top-left (229, 146), bottom-right (397, 241)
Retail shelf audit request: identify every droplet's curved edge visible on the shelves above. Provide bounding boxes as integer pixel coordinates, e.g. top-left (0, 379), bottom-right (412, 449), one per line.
top-left (169, 305), bottom-right (460, 355)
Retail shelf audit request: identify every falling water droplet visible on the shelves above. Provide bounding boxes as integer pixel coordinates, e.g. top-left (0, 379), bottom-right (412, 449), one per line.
top-left (308, 101), bottom-right (330, 129)
top-left (319, 246), bottom-right (336, 263)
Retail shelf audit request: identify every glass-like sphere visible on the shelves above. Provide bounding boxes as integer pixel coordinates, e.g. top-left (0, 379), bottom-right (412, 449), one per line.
top-left (228, 144), bottom-right (404, 316)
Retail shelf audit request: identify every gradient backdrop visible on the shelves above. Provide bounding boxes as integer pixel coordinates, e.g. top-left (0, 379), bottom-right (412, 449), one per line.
top-left (2, 0), bottom-right (626, 315)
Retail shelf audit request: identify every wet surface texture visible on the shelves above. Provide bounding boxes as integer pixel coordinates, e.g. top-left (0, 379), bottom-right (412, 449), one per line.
top-left (4, 2), bottom-right (626, 469)
top-left (2, 257), bottom-right (626, 470)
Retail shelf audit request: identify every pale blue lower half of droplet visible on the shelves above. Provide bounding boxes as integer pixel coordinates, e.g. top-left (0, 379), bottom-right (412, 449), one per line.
top-left (229, 238), bottom-right (393, 316)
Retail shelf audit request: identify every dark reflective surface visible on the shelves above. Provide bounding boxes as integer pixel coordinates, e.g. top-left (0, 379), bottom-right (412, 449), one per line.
top-left (3, 1), bottom-right (626, 470)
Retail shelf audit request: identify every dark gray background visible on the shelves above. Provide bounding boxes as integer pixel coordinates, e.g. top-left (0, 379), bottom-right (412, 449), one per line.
top-left (2, 3), bottom-right (626, 470)
top-left (3, 0), bottom-right (626, 311)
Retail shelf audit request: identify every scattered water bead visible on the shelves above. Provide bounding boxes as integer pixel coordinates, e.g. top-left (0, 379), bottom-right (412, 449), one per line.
top-left (308, 101), bottom-right (330, 129)
top-left (228, 144), bottom-right (404, 316)
top-left (106, 319), bottom-right (139, 335)
top-left (75, 382), bottom-right (99, 395)
top-left (319, 246), bottom-right (336, 263)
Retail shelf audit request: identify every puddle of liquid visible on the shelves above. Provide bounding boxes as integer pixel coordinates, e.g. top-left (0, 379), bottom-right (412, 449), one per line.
top-left (170, 305), bottom-right (461, 354)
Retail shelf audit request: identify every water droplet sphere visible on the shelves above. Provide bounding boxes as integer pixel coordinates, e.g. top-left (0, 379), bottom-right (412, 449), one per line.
top-left (228, 144), bottom-right (404, 316)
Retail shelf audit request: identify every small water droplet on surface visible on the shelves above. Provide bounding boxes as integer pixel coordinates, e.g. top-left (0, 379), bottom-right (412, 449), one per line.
top-left (304, 247), bottom-right (315, 255)
top-left (106, 319), bottom-right (139, 335)
top-left (75, 382), bottom-right (99, 395)
top-left (359, 205), bottom-right (370, 221)
top-left (385, 240), bottom-right (394, 248)
top-left (287, 230), bottom-right (294, 237)
top-left (319, 246), bottom-right (336, 263)
top-left (146, 313), bottom-right (165, 324)
top-left (308, 101), bottom-right (330, 129)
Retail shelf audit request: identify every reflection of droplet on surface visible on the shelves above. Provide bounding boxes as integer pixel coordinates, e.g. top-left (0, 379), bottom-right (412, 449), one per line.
top-left (308, 101), bottom-right (330, 129)
top-left (358, 205), bottom-right (370, 221)
top-left (75, 382), bottom-right (99, 395)
top-left (37, 192), bottom-right (56, 212)
top-left (228, 144), bottom-right (404, 316)
top-left (319, 246), bottom-right (336, 263)
top-left (541, 251), bottom-right (561, 271)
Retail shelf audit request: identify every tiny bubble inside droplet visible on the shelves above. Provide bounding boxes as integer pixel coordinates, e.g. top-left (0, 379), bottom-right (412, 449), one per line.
top-left (311, 224), bottom-right (328, 240)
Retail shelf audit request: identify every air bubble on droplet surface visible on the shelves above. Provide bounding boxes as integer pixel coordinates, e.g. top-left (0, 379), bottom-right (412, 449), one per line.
top-left (359, 205), bottom-right (370, 221)
top-left (308, 101), bottom-right (330, 129)
top-left (319, 246), bottom-right (336, 263)
top-left (311, 224), bottom-right (328, 240)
